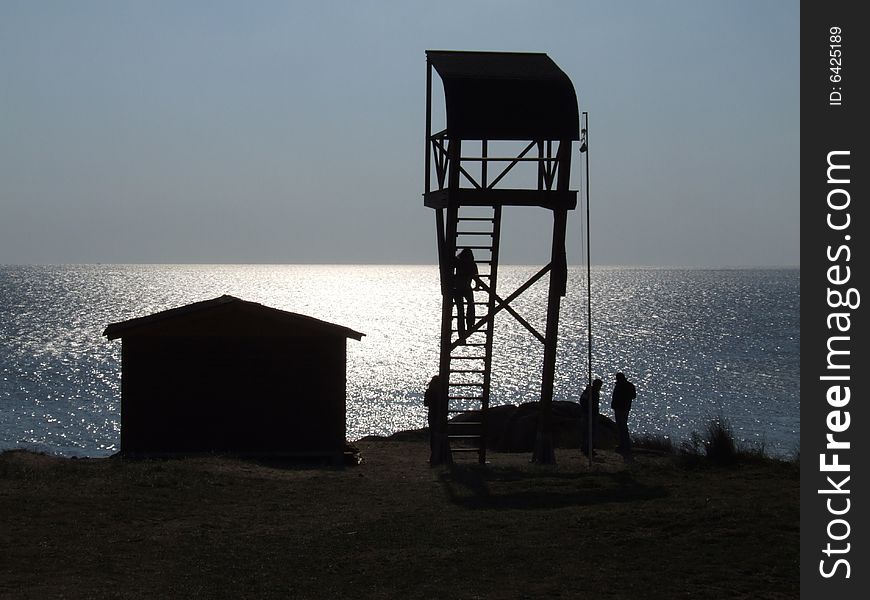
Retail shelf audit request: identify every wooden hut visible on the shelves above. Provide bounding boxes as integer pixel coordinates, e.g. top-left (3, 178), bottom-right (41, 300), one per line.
top-left (104, 295), bottom-right (364, 458)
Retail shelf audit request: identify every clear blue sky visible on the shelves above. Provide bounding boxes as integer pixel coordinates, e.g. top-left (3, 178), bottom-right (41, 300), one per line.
top-left (0, 1), bottom-right (799, 266)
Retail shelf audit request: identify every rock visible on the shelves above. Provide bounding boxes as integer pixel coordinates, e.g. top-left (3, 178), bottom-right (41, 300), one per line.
top-left (449, 401), bottom-right (618, 453)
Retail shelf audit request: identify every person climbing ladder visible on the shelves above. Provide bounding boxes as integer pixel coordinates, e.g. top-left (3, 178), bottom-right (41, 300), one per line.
top-left (453, 248), bottom-right (478, 337)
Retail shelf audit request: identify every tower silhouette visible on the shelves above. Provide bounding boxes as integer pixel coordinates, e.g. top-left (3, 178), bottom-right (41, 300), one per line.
top-left (424, 51), bottom-right (580, 464)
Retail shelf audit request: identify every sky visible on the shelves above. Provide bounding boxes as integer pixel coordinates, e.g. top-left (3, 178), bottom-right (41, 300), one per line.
top-left (0, 1), bottom-right (799, 267)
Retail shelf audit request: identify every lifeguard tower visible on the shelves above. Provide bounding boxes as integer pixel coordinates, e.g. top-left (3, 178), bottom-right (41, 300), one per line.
top-left (424, 51), bottom-right (580, 464)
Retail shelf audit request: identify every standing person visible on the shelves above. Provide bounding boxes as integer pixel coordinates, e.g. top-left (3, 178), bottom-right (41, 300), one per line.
top-left (579, 378), bottom-right (602, 456)
top-left (424, 375), bottom-right (451, 465)
top-left (611, 372), bottom-right (637, 453)
top-left (424, 375), bottom-right (442, 464)
top-left (453, 248), bottom-right (478, 337)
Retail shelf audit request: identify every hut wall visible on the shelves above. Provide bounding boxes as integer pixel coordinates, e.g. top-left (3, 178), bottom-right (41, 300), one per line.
top-left (120, 335), bottom-right (346, 455)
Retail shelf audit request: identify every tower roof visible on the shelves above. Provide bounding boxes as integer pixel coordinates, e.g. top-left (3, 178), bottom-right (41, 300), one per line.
top-left (427, 50), bottom-right (579, 141)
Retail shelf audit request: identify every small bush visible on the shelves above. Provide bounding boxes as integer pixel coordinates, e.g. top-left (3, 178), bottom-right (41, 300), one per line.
top-left (677, 415), bottom-right (783, 467)
top-left (704, 416), bottom-right (738, 465)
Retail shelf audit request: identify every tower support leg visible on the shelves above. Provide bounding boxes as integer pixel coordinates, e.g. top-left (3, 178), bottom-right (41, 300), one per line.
top-left (432, 206), bottom-right (458, 466)
top-left (533, 209), bottom-right (568, 464)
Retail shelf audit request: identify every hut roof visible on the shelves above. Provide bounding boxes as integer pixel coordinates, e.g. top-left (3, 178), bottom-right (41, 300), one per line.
top-left (103, 295), bottom-right (365, 341)
top-left (427, 50), bottom-right (579, 141)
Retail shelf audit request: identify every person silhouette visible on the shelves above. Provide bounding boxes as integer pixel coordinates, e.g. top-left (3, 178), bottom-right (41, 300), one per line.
top-left (424, 374), bottom-right (446, 464)
top-left (579, 378), bottom-right (602, 456)
top-left (453, 248), bottom-right (478, 337)
top-left (611, 372), bottom-right (637, 453)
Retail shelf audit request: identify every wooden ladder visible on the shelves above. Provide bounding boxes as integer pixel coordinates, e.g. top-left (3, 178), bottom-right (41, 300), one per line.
top-left (445, 205), bottom-right (502, 463)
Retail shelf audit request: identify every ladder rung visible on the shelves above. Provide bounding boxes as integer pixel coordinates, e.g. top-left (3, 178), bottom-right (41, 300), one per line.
top-left (459, 156), bottom-right (545, 162)
top-left (456, 231), bottom-right (493, 236)
top-left (457, 343), bottom-right (486, 347)
top-left (450, 369), bottom-right (486, 373)
top-left (450, 356), bottom-right (486, 360)
top-left (475, 260), bottom-right (492, 264)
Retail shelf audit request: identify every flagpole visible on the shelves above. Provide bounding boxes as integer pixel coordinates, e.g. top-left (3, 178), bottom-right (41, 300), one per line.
top-left (582, 112), bottom-right (593, 468)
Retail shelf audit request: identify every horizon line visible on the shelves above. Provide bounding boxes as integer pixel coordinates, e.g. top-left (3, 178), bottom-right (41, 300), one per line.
top-left (1, 261), bottom-right (801, 270)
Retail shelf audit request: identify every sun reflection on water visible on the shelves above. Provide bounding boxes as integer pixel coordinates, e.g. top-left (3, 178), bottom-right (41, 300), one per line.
top-left (0, 265), bottom-right (798, 457)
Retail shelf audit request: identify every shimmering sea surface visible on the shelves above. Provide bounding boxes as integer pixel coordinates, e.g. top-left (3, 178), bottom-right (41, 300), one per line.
top-left (0, 265), bottom-right (799, 457)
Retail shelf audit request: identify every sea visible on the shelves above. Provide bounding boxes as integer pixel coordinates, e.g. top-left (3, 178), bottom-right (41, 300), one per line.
top-left (0, 265), bottom-right (799, 458)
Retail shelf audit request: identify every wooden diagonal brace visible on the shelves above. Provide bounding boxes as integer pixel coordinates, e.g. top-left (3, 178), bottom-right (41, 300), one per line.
top-left (450, 263), bottom-right (551, 350)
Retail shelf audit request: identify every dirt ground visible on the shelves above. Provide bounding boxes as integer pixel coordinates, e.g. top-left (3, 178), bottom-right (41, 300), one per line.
top-left (0, 440), bottom-right (798, 599)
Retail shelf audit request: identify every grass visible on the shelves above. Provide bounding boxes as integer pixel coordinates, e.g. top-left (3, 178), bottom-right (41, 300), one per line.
top-left (630, 433), bottom-right (674, 454)
top-left (674, 415), bottom-right (787, 468)
top-left (0, 437), bottom-right (798, 599)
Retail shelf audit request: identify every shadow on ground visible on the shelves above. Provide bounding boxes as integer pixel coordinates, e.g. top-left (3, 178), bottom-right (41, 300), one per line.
top-left (438, 464), bottom-right (668, 510)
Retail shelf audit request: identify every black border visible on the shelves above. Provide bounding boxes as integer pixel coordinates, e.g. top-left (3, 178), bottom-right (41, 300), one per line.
top-left (801, 1), bottom-right (867, 596)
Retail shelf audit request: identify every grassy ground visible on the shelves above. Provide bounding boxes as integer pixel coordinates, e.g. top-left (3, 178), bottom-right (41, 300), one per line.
top-left (0, 439), bottom-right (798, 599)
